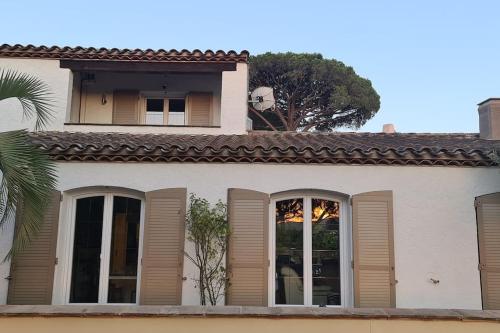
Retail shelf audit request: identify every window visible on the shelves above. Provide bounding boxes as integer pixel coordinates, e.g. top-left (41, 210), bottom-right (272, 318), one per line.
top-left (144, 97), bottom-right (186, 125)
top-left (70, 196), bottom-right (104, 303)
top-left (167, 99), bottom-right (186, 125)
top-left (66, 191), bottom-right (144, 304)
top-left (145, 98), bottom-right (164, 125)
top-left (271, 193), bottom-right (351, 306)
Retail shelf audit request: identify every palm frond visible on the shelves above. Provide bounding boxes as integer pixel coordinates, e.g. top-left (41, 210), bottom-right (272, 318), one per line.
top-left (0, 69), bottom-right (54, 130)
top-left (0, 130), bottom-right (57, 260)
top-left (491, 149), bottom-right (500, 164)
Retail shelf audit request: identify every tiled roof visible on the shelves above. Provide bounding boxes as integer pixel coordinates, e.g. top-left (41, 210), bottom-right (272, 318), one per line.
top-left (29, 131), bottom-right (500, 167)
top-left (0, 44), bottom-right (249, 63)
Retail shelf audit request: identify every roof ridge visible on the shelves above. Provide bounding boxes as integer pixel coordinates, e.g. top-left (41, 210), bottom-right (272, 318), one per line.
top-left (0, 44), bottom-right (249, 63)
top-left (31, 131), bottom-right (488, 139)
top-left (248, 130), bottom-right (480, 136)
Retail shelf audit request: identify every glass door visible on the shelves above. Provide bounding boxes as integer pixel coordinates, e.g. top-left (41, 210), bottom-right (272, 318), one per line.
top-left (70, 196), bottom-right (104, 303)
top-left (275, 198), bottom-right (304, 305)
top-left (107, 196), bottom-right (141, 303)
top-left (311, 198), bottom-right (341, 306)
top-left (273, 195), bottom-right (344, 306)
top-left (69, 193), bottom-right (143, 304)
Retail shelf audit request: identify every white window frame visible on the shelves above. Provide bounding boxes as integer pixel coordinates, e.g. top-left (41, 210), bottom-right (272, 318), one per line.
top-left (166, 97), bottom-right (188, 125)
top-left (140, 91), bottom-right (187, 125)
top-left (269, 191), bottom-right (352, 307)
top-left (144, 96), bottom-right (168, 125)
top-left (53, 188), bottom-right (145, 305)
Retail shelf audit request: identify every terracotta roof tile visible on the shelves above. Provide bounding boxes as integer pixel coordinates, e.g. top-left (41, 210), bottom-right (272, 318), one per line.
top-left (0, 44), bottom-right (249, 63)
top-left (29, 131), bottom-right (500, 167)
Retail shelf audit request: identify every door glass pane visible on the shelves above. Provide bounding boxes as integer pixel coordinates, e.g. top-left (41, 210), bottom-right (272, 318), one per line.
top-left (275, 198), bottom-right (304, 305)
top-left (146, 99), bottom-right (164, 111)
top-left (311, 199), bottom-right (341, 305)
top-left (169, 99), bottom-right (185, 112)
top-left (108, 196), bottom-right (141, 303)
top-left (167, 99), bottom-right (186, 125)
top-left (70, 196), bottom-right (104, 303)
top-left (145, 98), bottom-right (164, 125)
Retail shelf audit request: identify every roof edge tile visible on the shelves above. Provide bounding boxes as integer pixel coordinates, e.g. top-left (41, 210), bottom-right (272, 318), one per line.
top-left (0, 44), bottom-right (249, 63)
top-left (28, 131), bottom-right (500, 167)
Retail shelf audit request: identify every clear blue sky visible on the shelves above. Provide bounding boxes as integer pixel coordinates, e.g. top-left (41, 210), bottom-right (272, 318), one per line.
top-left (2, 0), bottom-right (500, 133)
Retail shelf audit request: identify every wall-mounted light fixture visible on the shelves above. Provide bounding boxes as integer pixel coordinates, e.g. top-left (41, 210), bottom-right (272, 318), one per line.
top-left (429, 278), bottom-right (440, 284)
top-left (101, 94), bottom-right (107, 105)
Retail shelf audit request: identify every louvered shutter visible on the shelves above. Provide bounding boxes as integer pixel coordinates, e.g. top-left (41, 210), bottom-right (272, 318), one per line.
top-left (7, 191), bottom-right (61, 305)
top-left (188, 93), bottom-right (212, 126)
top-left (352, 190), bottom-right (396, 308)
top-left (113, 90), bottom-right (139, 124)
top-left (140, 188), bottom-right (186, 305)
top-left (476, 192), bottom-right (500, 309)
top-left (226, 188), bottom-right (269, 306)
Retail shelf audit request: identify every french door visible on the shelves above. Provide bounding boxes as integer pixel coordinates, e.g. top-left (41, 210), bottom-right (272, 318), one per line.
top-left (68, 193), bottom-right (144, 304)
top-left (271, 193), bottom-right (349, 306)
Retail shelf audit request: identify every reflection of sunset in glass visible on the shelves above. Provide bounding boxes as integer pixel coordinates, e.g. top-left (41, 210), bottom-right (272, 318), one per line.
top-left (276, 199), bottom-right (304, 223)
top-left (283, 211), bottom-right (304, 223)
top-left (312, 199), bottom-right (339, 223)
top-left (277, 198), bottom-right (340, 224)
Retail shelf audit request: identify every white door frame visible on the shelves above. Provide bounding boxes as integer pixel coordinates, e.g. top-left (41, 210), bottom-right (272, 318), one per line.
top-left (53, 188), bottom-right (145, 305)
top-left (268, 191), bottom-right (352, 307)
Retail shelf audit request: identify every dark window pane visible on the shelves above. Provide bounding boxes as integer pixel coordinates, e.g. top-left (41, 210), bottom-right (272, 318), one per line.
top-left (169, 99), bottom-right (185, 112)
top-left (146, 99), bottom-right (163, 112)
top-left (108, 196), bottom-right (141, 303)
top-left (275, 198), bottom-right (304, 305)
top-left (70, 196), bottom-right (104, 303)
top-left (311, 199), bottom-right (340, 305)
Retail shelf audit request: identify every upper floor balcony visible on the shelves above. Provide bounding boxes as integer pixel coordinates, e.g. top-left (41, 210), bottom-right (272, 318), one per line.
top-left (68, 71), bottom-right (222, 128)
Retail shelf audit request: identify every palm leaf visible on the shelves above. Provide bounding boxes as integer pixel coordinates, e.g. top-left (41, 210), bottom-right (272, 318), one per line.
top-left (0, 130), bottom-right (57, 259)
top-left (0, 68), bottom-right (57, 260)
top-left (0, 69), bottom-right (54, 130)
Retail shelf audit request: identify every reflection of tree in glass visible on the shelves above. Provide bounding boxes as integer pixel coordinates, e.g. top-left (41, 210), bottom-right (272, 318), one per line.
top-left (276, 199), bottom-right (303, 262)
top-left (312, 199), bottom-right (339, 223)
top-left (312, 226), bottom-right (338, 251)
top-left (276, 226), bottom-right (303, 253)
top-left (312, 199), bottom-right (339, 251)
top-left (276, 198), bottom-right (304, 223)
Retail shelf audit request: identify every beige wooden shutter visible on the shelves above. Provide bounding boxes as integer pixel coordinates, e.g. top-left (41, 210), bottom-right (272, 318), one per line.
top-left (352, 190), bottom-right (396, 308)
top-left (113, 90), bottom-right (139, 124)
top-left (188, 93), bottom-right (212, 126)
top-left (140, 188), bottom-right (186, 305)
top-left (7, 191), bottom-right (61, 305)
top-left (226, 188), bottom-right (269, 306)
top-left (476, 192), bottom-right (500, 310)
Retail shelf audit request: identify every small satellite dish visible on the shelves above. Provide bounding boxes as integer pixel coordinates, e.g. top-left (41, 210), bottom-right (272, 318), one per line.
top-left (250, 87), bottom-right (275, 111)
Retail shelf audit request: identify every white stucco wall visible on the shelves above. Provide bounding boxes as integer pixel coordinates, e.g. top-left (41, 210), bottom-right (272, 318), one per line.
top-left (1, 162), bottom-right (498, 309)
top-left (220, 63), bottom-right (248, 134)
top-left (0, 58), bottom-right (248, 134)
top-left (0, 58), bottom-right (71, 131)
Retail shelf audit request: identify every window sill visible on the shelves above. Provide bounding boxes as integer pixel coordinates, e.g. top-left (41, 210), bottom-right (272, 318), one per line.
top-left (0, 305), bottom-right (498, 322)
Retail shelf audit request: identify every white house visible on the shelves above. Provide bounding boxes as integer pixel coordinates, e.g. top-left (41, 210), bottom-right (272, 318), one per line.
top-left (0, 44), bottom-right (499, 333)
